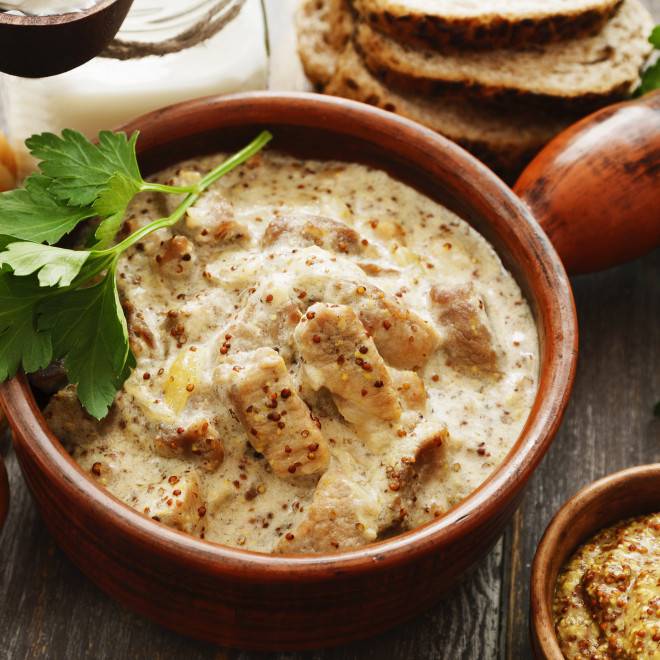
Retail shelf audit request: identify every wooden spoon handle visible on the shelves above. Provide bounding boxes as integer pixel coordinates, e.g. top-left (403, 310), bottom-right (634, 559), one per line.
top-left (515, 91), bottom-right (660, 275)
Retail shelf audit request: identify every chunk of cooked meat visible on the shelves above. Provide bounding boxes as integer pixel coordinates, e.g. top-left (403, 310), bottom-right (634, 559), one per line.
top-left (262, 215), bottom-right (364, 255)
top-left (122, 300), bottom-right (156, 357)
top-left (297, 272), bottom-right (440, 370)
top-left (229, 347), bottom-right (330, 478)
top-left (186, 189), bottom-right (249, 244)
top-left (295, 303), bottom-right (401, 423)
top-left (44, 385), bottom-right (117, 443)
top-left (154, 235), bottom-right (196, 277)
top-left (136, 471), bottom-right (204, 534)
top-left (276, 468), bottom-right (379, 553)
top-left (385, 424), bottom-right (449, 519)
top-left (154, 419), bottom-right (224, 472)
top-left (156, 235), bottom-right (193, 264)
top-left (430, 284), bottom-right (501, 378)
top-left (221, 282), bottom-right (303, 362)
top-left (356, 284), bottom-right (439, 370)
top-left (390, 369), bottom-right (427, 411)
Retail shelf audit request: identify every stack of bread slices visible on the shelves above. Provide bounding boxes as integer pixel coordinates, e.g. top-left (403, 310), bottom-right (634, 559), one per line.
top-left (297, 0), bottom-right (654, 180)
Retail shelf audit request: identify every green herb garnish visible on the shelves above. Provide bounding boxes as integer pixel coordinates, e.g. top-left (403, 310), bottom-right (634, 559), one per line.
top-left (0, 128), bottom-right (273, 419)
top-left (637, 25), bottom-right (660, 95)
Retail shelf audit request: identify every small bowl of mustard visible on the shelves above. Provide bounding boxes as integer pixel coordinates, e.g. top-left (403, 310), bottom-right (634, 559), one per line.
top-left (530, 464), bottom-right (660, 659)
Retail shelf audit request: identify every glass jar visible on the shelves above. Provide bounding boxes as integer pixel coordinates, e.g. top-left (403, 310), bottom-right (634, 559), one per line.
top-left (0, 0), bottom-right (268, 172)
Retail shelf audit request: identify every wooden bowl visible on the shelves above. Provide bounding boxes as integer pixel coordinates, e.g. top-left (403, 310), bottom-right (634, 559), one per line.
top-left (0, 0), bottom-right (133, 78)
top-left (0, 92), bottom-right (577, 650)
top-left (530, 464), bottom-right (660, 659)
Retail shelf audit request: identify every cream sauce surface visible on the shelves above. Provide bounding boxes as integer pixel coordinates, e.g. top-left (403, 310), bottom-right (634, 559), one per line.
top-left (46, 151), bottom-right (539, 553)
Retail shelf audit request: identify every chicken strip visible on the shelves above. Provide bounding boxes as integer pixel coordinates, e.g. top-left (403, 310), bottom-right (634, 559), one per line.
top-left (390, 369), bottom-right (427, 411)
top-left (163, 169), bottom-right (249, 245)
top-left (276, 467), bottom-right (379, 553)
top-left (262, 215), bottom-right (364, 255)
top-left (136, 470), bottom-right (205, 534)
top-left (154, 419), bottom-right (224, 472)
top-left (430, 284), bottom-right (501, 378)
top-left (297, 270), bottom-right (439, 370)
top-left (220, 280), bottom-right (303, 362)
top-left (356, 284), bottom-right (439, 371)
top-left (185, 189), bottom-right (249, 245)
top-left (229, 348), bottom-right (329, 478)
top-left (295, 303), bottom-right (401, 423)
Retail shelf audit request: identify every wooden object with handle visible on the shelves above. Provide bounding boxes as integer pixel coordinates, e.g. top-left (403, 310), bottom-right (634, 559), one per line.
top-left (515, 91), bottom-right (660, 275)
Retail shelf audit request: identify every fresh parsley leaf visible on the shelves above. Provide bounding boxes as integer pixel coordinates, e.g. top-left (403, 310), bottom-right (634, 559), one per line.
top-left (92, 173), bottom-right (141, 247)
top-left (0, 242), bottom-right (90, 287)
top-left (650, 24), bottom-right (660, 48)
top-left (0, 235), bottom-right (14, 253)
top-left (0, 175), bottom-right (96, 245)
top-left (638, 25), bottom-right (660, 95)
top-left (639, 60), bottom-right (660, 95)
top-left (26, 129), bottom-right (142, 208)
top-left (40, 270), bottom-right (132, 419)
top-left (0, 272), bottom-right (52, 381)
top-left (0, 128), bottom-right (272, 417)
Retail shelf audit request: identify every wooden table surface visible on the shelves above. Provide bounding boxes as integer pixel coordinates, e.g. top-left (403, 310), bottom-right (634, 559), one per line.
top-left (1, 2), bottom-right (658, 658)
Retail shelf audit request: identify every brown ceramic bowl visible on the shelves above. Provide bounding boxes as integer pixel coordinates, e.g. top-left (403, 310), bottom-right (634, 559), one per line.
top-left (0, 92), bottom-right (577, 650)
top-left (530, 464), bottom-right (660, 659)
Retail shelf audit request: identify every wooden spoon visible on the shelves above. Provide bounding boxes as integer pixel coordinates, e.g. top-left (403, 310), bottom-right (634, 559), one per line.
top-left (0, 0), bottom-right (133, 78)
top-left (515, 90), bottom-right (660, 275)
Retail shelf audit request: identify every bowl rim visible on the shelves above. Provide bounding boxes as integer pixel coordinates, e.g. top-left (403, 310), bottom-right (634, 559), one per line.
top-left (0, 91), bottom-right (578, 578)
top-left (0, 0), bottom-right (118, 25)
top-left (530, 463), bottom-right (660, 659)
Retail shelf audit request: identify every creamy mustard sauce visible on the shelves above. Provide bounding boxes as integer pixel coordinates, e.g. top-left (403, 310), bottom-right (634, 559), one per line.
top-left (45, 151), bottom-right (538, 554)
top-left (554, 514), bottom-right (660, 659)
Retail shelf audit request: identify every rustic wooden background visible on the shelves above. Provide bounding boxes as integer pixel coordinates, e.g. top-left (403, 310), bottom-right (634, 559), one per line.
top-left (0, 1), bottom-right (658, 658)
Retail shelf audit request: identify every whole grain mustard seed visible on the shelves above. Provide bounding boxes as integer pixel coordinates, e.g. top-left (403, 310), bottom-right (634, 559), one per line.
top-left (554, 513), bottom-right (660, 660)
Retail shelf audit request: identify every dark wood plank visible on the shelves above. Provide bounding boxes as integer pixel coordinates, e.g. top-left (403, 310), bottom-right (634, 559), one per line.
top-left (505, 248), bottom-right (660, 659)
top-left (2, 0), bottom-right (658, 656)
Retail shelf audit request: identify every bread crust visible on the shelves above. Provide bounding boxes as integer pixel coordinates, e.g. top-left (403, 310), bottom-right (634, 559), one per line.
top-left (297, 0), bottom-right (354, 87)
top-left (355, 0), bottom-right (653, 111)
top-left (325, 44), bottom-right (574, 182)
top-left (354, 0), bottom-right (624, 50)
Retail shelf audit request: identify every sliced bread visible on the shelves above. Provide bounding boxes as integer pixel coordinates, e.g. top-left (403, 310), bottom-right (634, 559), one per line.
top-left (353, 0), bottom-right (624, 50)
top-left (297, 0), bottom-right (353, 87)
top-left (324, 43), bottom-right (575, 181)
top-left (356, 0), bottom-right (653, 109)
top-left (356, 0), bottom-right (653, 108)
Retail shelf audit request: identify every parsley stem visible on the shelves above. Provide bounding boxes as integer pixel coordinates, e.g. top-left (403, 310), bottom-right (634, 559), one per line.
top-left (95, 130), bottom-right (273, 257)
top-left (72, 253), bottom-right (117, 287)
top-left (140, 182), bottom-right (198, 195)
